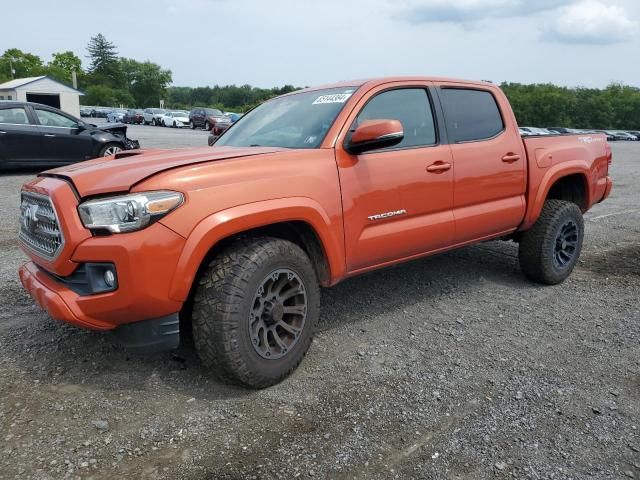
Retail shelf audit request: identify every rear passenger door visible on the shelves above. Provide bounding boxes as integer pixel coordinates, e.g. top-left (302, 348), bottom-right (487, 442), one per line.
top-left (0, 105), bottom-right (44, 167)
top-left (436, 84), bottom-right (526, 243)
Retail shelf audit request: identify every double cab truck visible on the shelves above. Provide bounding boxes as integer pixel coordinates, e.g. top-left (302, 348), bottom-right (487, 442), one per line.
top-left (18, 77), bottom-right (613, 388)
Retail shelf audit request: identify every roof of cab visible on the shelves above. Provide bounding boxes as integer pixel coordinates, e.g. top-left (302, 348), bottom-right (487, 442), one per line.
top-left (292, 77), bottom-right (495, 94)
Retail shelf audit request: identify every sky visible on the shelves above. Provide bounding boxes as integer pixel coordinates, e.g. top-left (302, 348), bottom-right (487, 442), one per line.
top-left (2, 0), bottom-right (639, 88)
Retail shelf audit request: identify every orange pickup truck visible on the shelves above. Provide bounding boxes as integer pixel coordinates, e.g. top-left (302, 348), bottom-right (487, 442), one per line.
top-left (18, 77), bottom-right (613, 387)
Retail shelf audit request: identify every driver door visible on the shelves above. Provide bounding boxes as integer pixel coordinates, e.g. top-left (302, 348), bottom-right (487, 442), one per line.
top-left (335, 83), bottom-right (455, 272)
top-left (33, 107), bottom-right (93, 163)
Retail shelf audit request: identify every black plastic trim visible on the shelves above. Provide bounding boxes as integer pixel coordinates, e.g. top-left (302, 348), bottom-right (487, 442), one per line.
top-left (40, 262), bottom-right (118, 296)
top-left (112, 314), bottom-right (180, 352)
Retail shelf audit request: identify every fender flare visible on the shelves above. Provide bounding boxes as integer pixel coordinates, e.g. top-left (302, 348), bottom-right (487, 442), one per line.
top-left (167, 197), bottom-right (345, 302)
top-left (521, 162), bottom-right (591, 231)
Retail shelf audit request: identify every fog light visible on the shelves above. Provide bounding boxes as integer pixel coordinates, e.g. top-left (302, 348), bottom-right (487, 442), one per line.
top-left (104, 269), bottom-right (115, 287)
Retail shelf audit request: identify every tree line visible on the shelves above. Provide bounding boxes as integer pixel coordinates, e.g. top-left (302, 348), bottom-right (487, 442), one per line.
top-left (500, 82), bottom-right (640, 130)
top-left (1, 35), bottom-right (639, 127)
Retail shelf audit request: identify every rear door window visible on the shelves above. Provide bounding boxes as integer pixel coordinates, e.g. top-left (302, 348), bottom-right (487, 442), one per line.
top-left (0, 107), bottom-right (30, 124)
top-left (440, 88), bottom-right (504, 143)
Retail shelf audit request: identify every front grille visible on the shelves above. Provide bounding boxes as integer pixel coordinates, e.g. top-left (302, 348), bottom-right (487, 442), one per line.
top-left (19, 191), bottom-right (64, 260)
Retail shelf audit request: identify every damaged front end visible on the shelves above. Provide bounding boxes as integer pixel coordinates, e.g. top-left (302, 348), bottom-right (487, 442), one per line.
top-left (96, 123), bottom-right (141, 150)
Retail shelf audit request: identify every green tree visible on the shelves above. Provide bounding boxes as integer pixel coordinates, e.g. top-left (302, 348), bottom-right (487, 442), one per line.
top-left (0, 48), bottom-right (45, 82)
top-left (86, 33), bottom-right (120, 86)
top-left (119, 58), bottom-right (172, 107)
top-left (84, 85), bottom-right (134, 107)
top-left (47, 51), bottom-right (83, 85)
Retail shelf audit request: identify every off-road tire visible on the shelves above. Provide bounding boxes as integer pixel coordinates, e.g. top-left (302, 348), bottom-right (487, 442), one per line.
top-left (519, 199), bottom-right (584, 285)
top-left (192, 237), bottom-right (320, 388)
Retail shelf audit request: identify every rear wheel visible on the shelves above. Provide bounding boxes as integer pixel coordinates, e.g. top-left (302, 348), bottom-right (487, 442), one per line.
top-left (152, 118), bottom-right (157, 126)
top-left (204, 121), bottom-right (210, 131)
top-left (191, 237), bottom-right (319, 388)
top-left (519, 200), bottom-right (584, 285)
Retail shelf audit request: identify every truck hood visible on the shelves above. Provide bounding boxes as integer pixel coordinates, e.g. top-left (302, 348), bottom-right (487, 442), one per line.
top-left (42, 146), bottom-right (285, 197)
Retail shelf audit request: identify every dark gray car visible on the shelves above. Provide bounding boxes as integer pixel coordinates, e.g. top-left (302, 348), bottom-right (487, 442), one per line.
top-left (0, 101), bottom-right (139, 169)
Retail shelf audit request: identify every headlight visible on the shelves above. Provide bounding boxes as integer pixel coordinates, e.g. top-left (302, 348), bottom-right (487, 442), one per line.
top-left (78, 191), bottom-right (184, 233)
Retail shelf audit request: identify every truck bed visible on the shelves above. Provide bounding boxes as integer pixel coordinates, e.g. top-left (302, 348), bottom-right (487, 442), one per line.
top-left (519, 132), bottom-right (611, 230)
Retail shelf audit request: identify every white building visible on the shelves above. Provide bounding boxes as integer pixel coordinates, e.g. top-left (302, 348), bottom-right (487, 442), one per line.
top-left (0, 76), bottom-right (84, 117)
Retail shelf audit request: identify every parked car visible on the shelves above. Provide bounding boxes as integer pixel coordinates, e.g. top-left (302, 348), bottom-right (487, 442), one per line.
top-left (16, 77), bottom-right (613, 388)
top-left (106, 108), bottom-right (127, 123)
top-left (0, 101), bottom-right (139, 168)
top-left (161, 111), bottom-right (190, 127)
top-left (143, 108), bottom-right (167, 126)
top-left (589, 130), bottom-right (616, 141)
top-left (189, 107), bottom-right (224, 129)
top-left (227, 112), bottom-right (244, 123)
top-left (91, 107), bottom-right (112, 118)
top-left (520, 127), bottom-right (552, 136)
top-left (123, 109), bottom-right (144, 124)
top-left (79, 107), bottom-right (92, 117)
top-left (546, 127), bottom-right (569, 134)
top-left (206, 116), bottom-right (234, 145)
top-left (626, 130), bottom-right (640, 139)
top-left (612, 131), bottom-right (638, 141)
top-left (151, 109), bottom-right (168, 126)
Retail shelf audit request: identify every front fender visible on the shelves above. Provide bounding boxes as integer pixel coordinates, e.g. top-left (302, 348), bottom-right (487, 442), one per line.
top-left (166, 197), bottom-right (345, 302)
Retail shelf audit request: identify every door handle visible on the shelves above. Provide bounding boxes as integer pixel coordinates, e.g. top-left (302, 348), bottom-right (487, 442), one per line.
top-left (502, 153), bottom-right (521, 163)
top-left (426, 161), bottom-right (451, 173)
top-left (44, 134), bottom-right (56, 137)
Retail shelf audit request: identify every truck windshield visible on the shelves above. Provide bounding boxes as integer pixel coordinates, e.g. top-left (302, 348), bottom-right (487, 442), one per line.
top-left (215, 87), bottom-right (357, 149)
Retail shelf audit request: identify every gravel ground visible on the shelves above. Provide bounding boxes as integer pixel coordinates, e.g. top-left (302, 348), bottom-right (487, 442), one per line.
top-left (0, 135), bottom-right (638, 480)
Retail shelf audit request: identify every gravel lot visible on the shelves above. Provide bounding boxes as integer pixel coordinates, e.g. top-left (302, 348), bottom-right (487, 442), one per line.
top-left (0, 131), bottom-right (638, 479)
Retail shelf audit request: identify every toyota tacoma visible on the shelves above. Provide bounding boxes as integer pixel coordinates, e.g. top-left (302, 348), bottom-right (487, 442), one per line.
top-left (18, 77), bottom-right (613, 388)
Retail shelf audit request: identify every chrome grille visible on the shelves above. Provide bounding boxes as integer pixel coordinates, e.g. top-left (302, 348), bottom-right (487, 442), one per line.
top-left (19, 192), bottom-right (64, 259)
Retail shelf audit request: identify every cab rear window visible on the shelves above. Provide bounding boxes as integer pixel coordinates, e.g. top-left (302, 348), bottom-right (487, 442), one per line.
top-left (440, 88), bottom-right (504, 143)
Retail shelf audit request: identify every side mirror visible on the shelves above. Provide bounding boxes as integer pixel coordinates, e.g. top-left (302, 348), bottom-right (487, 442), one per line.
top-left (345, 119), bottom-right (404, 154)
top-left (76, 120), bottom-right (86, 130)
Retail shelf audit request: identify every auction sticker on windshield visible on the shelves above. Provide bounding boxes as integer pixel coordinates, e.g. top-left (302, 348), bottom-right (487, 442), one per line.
top-left (312, 93), bottom-right (352, 105)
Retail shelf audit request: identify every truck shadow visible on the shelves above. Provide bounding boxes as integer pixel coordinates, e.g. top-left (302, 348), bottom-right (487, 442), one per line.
top-left (4, 240), bottom-right (530, 400)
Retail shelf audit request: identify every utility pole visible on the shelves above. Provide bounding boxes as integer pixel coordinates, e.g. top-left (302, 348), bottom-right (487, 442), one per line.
top-left (72, 69), bottom-right (77, 89)
top-left (9, 58), bottom-right (16, 79)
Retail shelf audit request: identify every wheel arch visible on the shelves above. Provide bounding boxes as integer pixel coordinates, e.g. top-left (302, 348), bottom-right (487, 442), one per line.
top-left (167, 198), bottom-right (345, 303)
top-left (520, 164), bottom-right (591, 231)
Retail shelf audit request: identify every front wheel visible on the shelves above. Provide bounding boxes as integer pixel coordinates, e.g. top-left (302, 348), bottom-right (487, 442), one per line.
top-left (204, 121), bottom-right (210, 131)
top-left (190, 121), bottom-right (196, 130)
top-left (99, 143), bottom-right (122, 157)
top-left (518, 200), bottom-right (584, 285)
top-left (192, 237), bottom-right (320, 388)
top-left (152, 118), bottom-right (157, 126)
